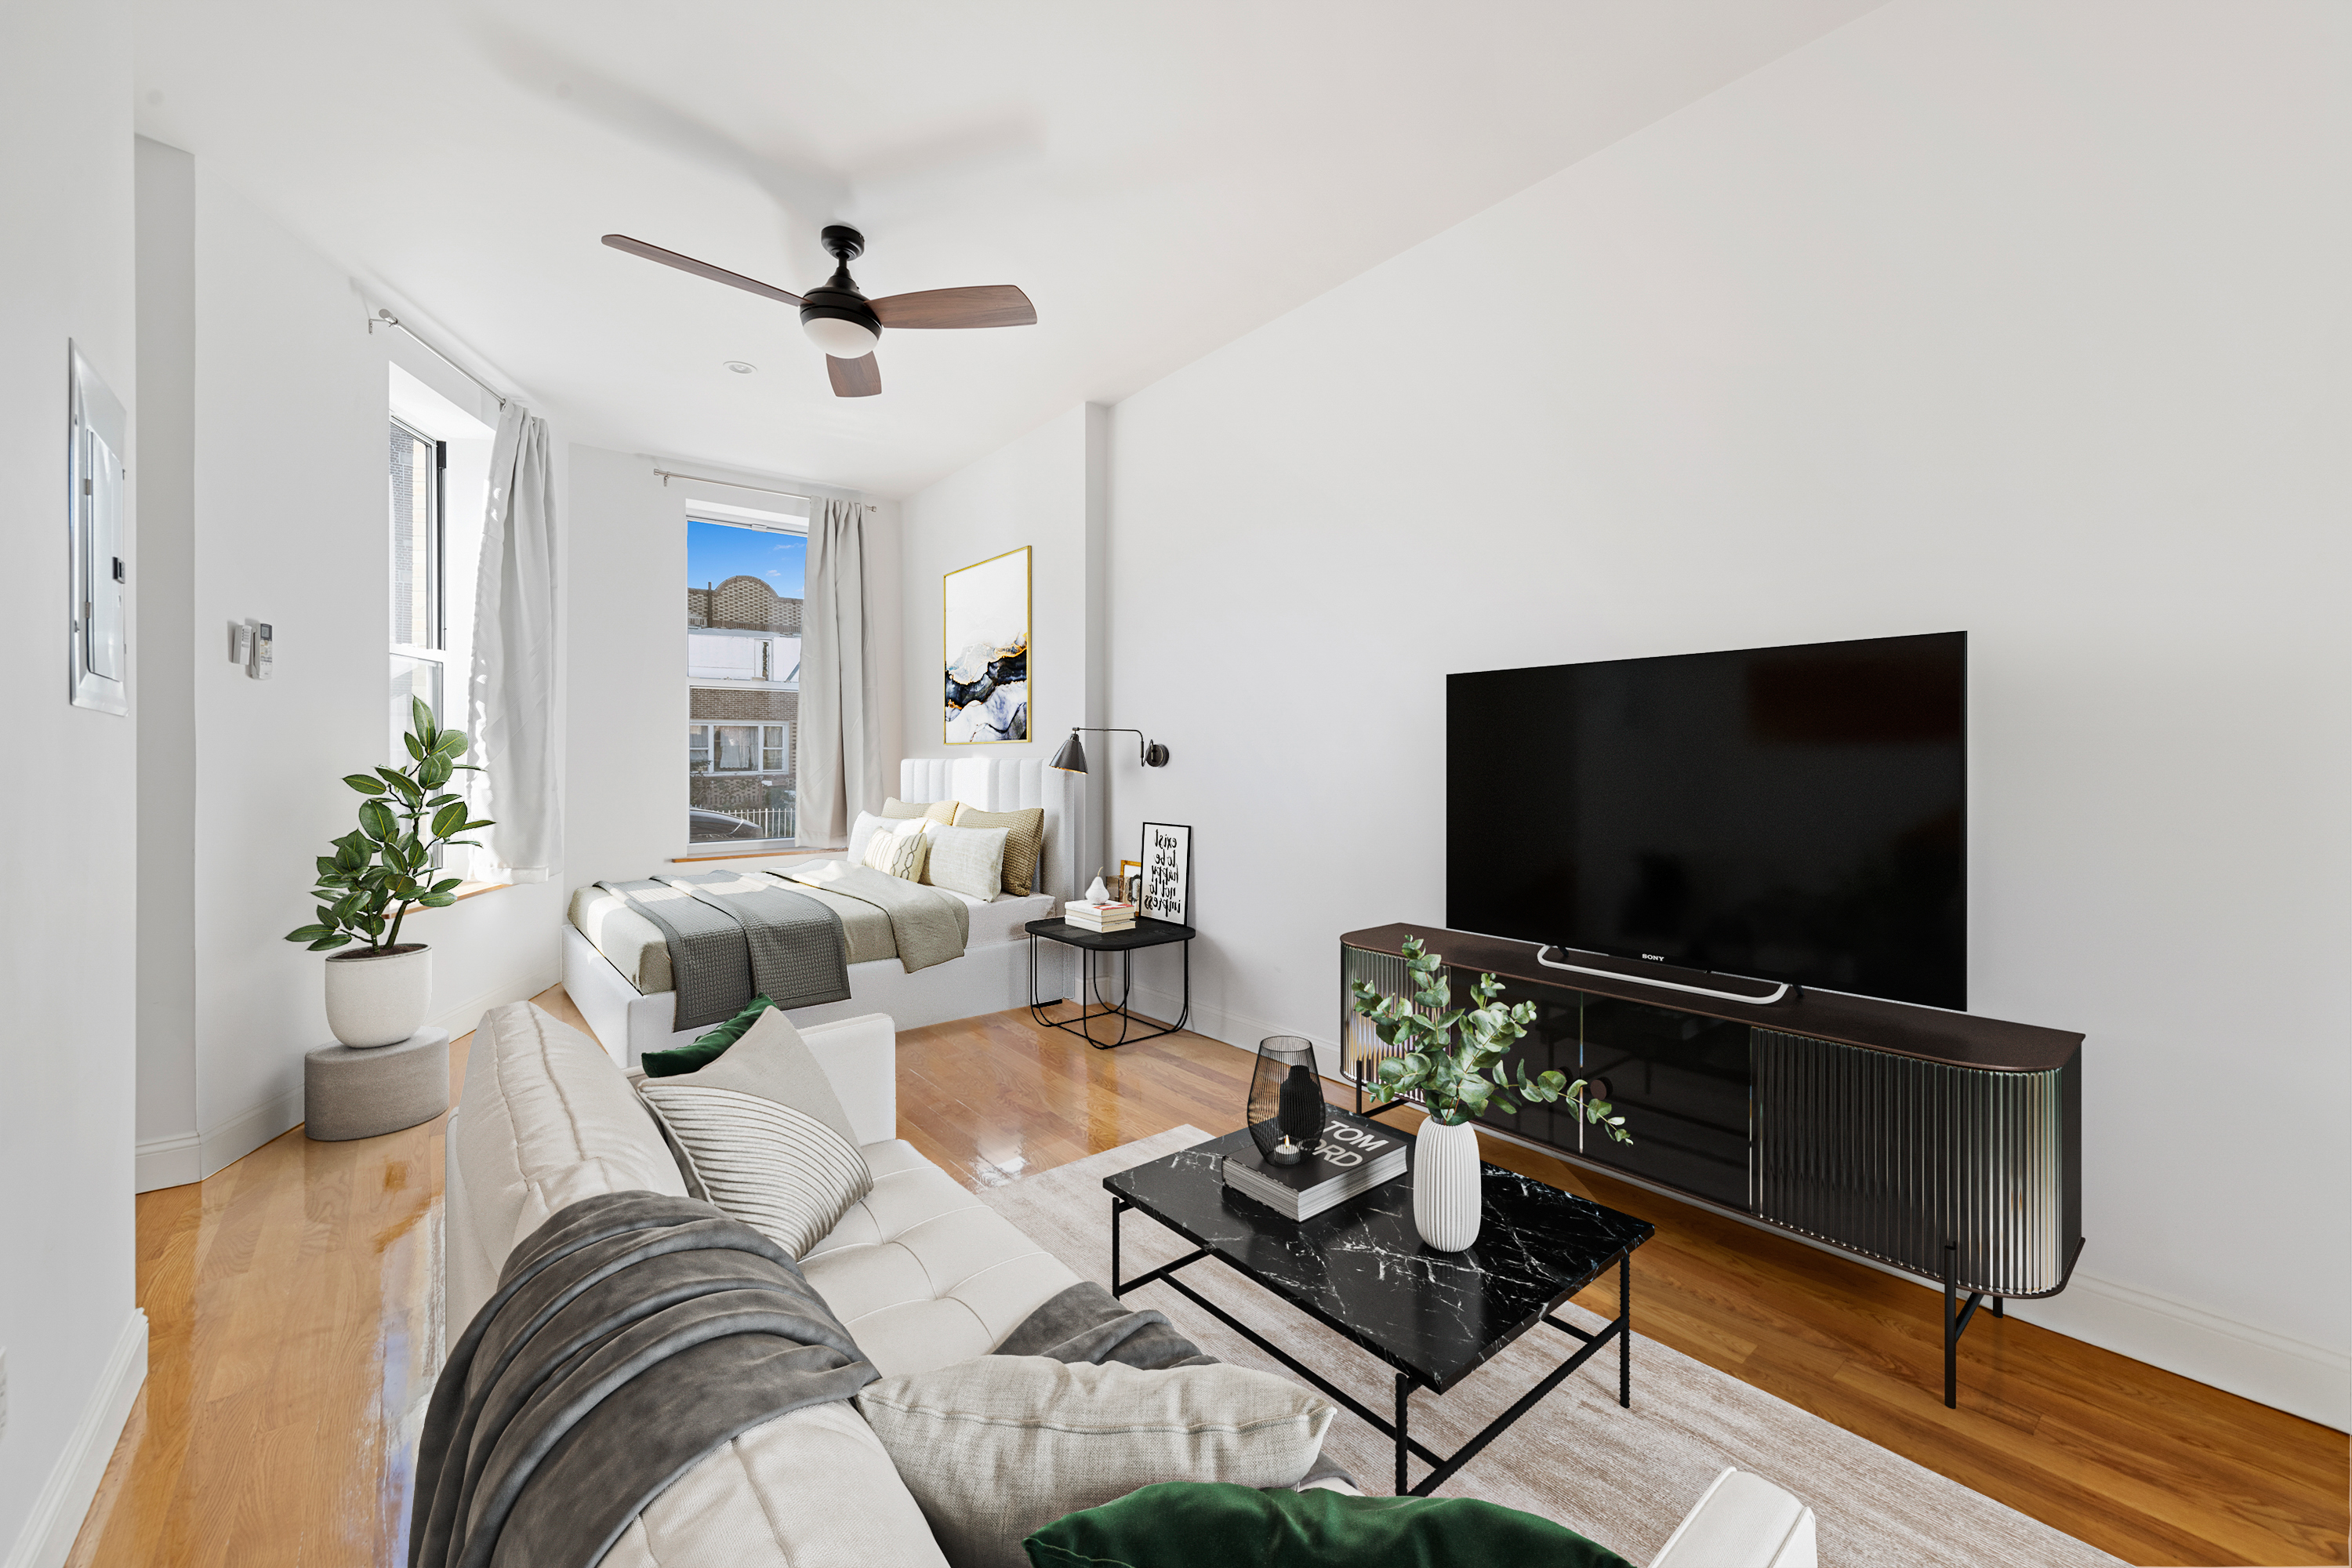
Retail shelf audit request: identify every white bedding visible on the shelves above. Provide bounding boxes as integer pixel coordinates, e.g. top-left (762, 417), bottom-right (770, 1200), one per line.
top-left (567, 867), bottom-right (1050, 998)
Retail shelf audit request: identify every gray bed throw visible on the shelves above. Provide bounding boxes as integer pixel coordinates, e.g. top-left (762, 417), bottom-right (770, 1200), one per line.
top-left (410, 1191), bottom-right (877, 1568)
top-left (597, 876), bottom-right (848, 1030)
top-left (777, 859), bottom-right (970, 973)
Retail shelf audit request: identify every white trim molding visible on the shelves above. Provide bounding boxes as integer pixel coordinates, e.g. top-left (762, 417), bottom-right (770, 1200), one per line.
top-left (133, 1133), bottom-right (201, 1193)
top-left (3, 1308), bottom-right (147, 1568)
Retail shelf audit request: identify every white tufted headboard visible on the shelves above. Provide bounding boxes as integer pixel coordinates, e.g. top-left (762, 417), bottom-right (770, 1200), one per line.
top-left (899, 757), bottom-right (1078, 903)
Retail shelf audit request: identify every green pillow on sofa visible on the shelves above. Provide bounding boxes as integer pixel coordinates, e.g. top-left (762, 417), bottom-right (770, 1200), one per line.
top-left (1023, 1483), bottom-right (1635, 1568)
top-left (641, 995), bottom-right (773, 1078)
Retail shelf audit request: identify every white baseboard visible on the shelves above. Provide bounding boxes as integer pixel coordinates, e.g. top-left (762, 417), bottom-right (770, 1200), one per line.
top-left (2007, 1270), bottom-right (2350, 1432)
top-left (198, 1087), bottom-right (305, 1181)
top-left (428, 969), bottom-right (558, 1044)
top-left (3, 1308), bottom-right (147, 1568)
top-left (1147, 1011), bottom-right (2352, 1433)
top-left (132, 1133), bottom-right (200, 1193)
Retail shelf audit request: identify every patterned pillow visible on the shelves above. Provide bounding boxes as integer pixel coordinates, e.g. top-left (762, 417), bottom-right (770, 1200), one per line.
top-left (951, 806), bottom-right (1045, 897)
top-left (634, 1007), bottom-right (875, 1258)
top-left (862, 816), bottom-right (931, 881)
top-left (883, 797), bottom-right (961, 826)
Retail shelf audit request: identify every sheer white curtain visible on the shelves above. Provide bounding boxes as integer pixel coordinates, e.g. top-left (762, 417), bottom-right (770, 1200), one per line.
top-left (467, 403), bottom-right (558, 881)
top-left (797, 497), bottom-right (882, 848)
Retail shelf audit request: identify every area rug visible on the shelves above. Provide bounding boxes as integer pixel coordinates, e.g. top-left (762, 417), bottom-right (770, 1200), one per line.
top-left (978, 1127), bottom-right (2126, 1568)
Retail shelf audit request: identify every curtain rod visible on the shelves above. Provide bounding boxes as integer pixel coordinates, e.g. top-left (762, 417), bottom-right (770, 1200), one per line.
top-left (369, 308), bottom-right (510, 410)
top-left (652, 468), bottom-right (822, 503)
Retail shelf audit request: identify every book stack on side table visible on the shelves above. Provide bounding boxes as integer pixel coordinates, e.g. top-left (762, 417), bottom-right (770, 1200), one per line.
top-left (1221, 1107), bottom-right (1408, 1221)
top-left (1064, 899), bottom-right (1136, 933)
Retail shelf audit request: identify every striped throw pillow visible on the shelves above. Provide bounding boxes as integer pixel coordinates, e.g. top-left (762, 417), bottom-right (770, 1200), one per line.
top-left (862, 816), bottom-right (931, 881)
top-left (635, 1007), bottom-right (873, 1258)
top-left (950, 806), bottom-right (1045, 897)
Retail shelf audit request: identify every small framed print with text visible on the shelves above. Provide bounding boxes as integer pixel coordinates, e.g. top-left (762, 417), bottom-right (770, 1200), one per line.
top-left (1140, 823), bottom-right (1191, 925)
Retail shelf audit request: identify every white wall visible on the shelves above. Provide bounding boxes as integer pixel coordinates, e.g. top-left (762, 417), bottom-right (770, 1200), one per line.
top-left (0, 1), bottom-right (147, 1560)
top-left (565, 446), bottom-right (892, 886)
top-left (899, 405), bottom-right (1106, 895)
top-left (132, 154), bottom-right (564, 1189)
top-left (1093, 1), bottom-right (2347, 1425)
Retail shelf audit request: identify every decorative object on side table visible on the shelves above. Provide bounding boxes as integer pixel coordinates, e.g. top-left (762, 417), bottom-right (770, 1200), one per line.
top-left (1140, 822), bottom-right (1190, 924)
top-left (283, 697), bottom-right (492, 1047)
top-left (943, 545), bottom-right (1030, 744)
top-left (1120, 857), bottom-right (1142, 907)
top-left (1348, 935), bottom-right (1629, 1251)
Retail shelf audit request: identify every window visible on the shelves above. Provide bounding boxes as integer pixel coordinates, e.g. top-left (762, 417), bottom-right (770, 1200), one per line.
top-left (390, 419), bottom-right (446, 757)
top-left (688, 511), bottom-right (807, 846)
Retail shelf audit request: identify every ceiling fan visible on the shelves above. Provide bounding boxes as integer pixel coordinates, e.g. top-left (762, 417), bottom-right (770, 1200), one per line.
top-left (602, 226), bottom-right (1035, 397)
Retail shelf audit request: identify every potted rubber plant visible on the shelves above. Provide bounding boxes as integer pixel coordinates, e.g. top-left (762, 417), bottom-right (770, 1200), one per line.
top-left (1349, 935), bottom-right (1631, 1251)
top-left (285, 698), bottom-right (492, 1047)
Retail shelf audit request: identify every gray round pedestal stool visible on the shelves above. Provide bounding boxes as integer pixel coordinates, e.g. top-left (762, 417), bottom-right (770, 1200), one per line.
top-left (303, 1027), bottom-right (452, 1141)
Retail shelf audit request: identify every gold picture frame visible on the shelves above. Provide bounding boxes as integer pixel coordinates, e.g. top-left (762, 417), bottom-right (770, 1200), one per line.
top-left (942, 545), bottom-right (1031, 746)
top-left (1120, 858), bottom-right (1143, 908)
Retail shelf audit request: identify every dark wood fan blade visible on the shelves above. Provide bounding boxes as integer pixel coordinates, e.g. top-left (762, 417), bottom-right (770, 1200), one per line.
top-left (869, 285), bottom-right (1036, 329)
top-left (827, 354), bottom-right (881, 397)
top-left (601, 234), bottom-right (803, 307)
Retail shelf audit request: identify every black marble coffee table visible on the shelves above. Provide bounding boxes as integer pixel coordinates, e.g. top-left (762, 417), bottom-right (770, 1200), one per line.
top-left (1105, 1124), bottom-right (1656, 1497)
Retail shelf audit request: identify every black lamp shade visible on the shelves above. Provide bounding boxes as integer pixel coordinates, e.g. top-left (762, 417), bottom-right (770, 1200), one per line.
top-left (1048, 731), bottom-right (1087, 773)
top-left (1247, 1036), bottom-right (1327, 1159)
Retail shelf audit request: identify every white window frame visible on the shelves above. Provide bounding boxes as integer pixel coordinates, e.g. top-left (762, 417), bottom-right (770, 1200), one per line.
top-left (684, 500), bottom-right (810, 856)
top-left (691, 721), bottom-right (789, 775)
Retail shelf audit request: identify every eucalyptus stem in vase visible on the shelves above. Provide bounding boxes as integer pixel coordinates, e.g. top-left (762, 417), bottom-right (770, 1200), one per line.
top-left (1349, 935), bottom-right (1629, 1250)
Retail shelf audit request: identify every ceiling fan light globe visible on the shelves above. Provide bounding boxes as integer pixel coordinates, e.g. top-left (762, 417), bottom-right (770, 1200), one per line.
top-left (802, 316), bottom-right (880, 359)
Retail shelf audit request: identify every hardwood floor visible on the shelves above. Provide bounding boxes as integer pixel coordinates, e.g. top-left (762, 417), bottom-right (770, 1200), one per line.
top-left (68, 990), bottom-right (2346, 1566)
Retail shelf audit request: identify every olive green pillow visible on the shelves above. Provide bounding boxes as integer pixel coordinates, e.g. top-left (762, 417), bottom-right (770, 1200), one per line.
top-left (952, 805), bottom-right (1045, 897)
top-left (883, 797), bottom-right (960, 825)
top-left (641, 993), bottom-right (772, 1078)
top-left (1022, 1483), bottom-right (1635, 1568)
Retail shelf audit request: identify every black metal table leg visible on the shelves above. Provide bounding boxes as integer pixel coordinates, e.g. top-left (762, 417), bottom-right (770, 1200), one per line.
top-left (1619, 1251), bottom-right (1632, 1408)
top-left (1394, 1374), bottom-right (1411, 1497)
top-left (1110, 1196), bottom-right (1126, 1294)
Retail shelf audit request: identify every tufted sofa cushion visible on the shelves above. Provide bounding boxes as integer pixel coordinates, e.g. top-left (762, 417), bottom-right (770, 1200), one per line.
top-left (447, 1002), bottom-right (688, 1325)
top-left (800, 1142), bottom-right (1082, 1375)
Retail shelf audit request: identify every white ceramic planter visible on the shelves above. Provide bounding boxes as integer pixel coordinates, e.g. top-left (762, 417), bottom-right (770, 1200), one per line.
top-left (1412, 1116), bottom-right (1483, 1252)
top-left (324, 944), bottom-right (432, 1048)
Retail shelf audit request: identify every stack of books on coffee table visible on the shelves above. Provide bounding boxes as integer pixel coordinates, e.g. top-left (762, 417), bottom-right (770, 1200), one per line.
top-left (1064, 899), bottom-right (1136, 933)
top-left (1220, 1108), bottom-right (1408, 1221)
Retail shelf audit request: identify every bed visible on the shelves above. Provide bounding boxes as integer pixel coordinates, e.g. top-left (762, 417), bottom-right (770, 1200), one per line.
top-left (563, 757), bottom-right (1080, 1064)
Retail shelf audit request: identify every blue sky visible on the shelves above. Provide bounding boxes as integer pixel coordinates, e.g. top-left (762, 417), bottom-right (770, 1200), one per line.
top-left (688, 518), bottom-right (806, 597)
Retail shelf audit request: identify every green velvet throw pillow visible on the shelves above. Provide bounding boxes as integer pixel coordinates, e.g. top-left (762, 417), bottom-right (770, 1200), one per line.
top-left (641, 995), bottom-right (773, 1078)
top-left (1023, 1483), bottom-right (1635, 1568)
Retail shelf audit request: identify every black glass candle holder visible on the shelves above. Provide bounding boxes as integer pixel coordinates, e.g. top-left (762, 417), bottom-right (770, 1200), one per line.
top-left (1247, 1036), bottom-right (1326, 1164)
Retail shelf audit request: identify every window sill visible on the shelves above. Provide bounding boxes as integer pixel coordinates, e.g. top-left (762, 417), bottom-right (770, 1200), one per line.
top-left (439, 879), bottom-right (514, 903)
top-left (671, 846), bottom-right (841, 865)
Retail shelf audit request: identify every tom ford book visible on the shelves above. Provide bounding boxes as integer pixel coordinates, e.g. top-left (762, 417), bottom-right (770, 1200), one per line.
top-left (1220, 1108), bottom-right (1407, 1221)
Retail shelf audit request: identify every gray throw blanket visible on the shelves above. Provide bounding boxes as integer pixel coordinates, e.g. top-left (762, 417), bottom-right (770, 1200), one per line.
top-left (776, 859), bottom-right (969, 973)
top-left (597, 876), bottom-right (848, 1030)
top-left (663, 871), bottom-right (850, 1014)
top-left (409, 1192), bottom-right (877, 1568)
top-left (994, 1281), bottom-right (1353, 1490)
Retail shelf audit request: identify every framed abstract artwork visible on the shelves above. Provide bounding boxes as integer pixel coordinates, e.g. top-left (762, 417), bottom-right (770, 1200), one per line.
top-left (943, 546), bottom-right (1029, 744)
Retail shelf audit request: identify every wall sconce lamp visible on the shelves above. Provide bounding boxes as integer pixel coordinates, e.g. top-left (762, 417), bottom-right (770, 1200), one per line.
top-left (1048, 728), bottom-right (1170, 774)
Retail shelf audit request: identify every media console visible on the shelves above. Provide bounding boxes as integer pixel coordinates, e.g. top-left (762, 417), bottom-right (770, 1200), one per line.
top-left (1340, 924), bottom-right (2084, 1407)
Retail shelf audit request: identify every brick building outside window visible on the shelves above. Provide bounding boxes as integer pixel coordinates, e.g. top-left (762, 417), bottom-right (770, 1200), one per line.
top-left (688, 573), bottom-right (800, 842)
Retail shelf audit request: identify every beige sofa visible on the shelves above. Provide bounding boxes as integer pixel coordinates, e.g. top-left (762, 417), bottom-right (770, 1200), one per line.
top-left (443, 1001), bottom-right (1817, 1567)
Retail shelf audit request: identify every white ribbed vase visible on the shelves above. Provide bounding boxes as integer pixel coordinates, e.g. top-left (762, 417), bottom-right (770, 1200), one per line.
top-left (1412, 1116), bottom-right (1483, 1252)
top-left (323, 944), bottom-right (432, 1048)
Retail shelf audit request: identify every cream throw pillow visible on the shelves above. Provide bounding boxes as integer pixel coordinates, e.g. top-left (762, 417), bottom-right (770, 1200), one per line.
top-left (633, 1008), bottom-right (875, 1259)
top-left (855, 1357), bottom-right (1334, 1568)
top-left (921, 822), bottom-right (1010, 902)
top-left (862, 816), bottom-right (931, 881)
top-left (883, 797), bottom-right (961, 826)
top-left (846, 810), bottom-right (892, 866)
top-left (949, 806), bottom-right (1045, 898)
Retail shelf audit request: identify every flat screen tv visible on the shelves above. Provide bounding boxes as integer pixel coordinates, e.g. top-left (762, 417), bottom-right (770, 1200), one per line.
top-left (1447, 631), bottom-right (1965, 1010)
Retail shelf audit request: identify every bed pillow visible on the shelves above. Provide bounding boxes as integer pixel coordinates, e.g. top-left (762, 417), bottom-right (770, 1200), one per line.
top-left (1022, 1483), bottom-right (1635, 1568)
top-left (856, 1357), bottom-right (1333, 1568)
top-left (847, 810), bottom-right (893, 866)
top-left (950, 806), bottom-right (1045, 897)
top-left (862, 816), bottom-right (931, 881)
top-left (884, 797), bottom-right (961, 826)
top-left (922, 822), bottom-right (1010, 902)
top-left (641, 993), bottom-right (773, 1078)
top-left (633, 1007), bottom-right (874, 1258)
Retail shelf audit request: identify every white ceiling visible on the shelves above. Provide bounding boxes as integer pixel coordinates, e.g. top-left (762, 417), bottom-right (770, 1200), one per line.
top-left (136, 0), bottom-right (1882, 496)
